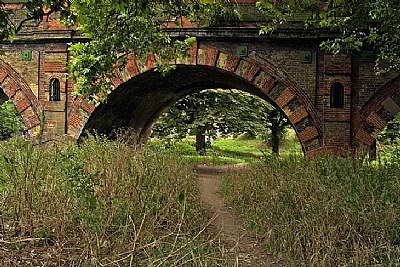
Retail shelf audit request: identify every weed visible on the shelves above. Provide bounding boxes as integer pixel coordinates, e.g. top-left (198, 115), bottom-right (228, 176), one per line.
top-left (0, 136), bottom-right (226, 266)
top-left (221, 155), bottom-right (400, 266)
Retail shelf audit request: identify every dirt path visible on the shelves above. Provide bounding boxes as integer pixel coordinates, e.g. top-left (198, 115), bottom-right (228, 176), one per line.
top-left (193, 164), bottom-right (283, 267)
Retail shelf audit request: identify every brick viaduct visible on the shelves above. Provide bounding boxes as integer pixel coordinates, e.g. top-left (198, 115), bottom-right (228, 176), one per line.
top-left (1, 4), bottom-right (400, 157)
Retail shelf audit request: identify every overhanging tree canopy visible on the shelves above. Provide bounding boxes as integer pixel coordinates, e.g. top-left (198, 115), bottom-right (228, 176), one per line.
top-left (2, 1), bottom-right (400, 100)
top-left (257, 0), bottom-right (400, 73)
top-left (0, 0), bottom-right (225, 101)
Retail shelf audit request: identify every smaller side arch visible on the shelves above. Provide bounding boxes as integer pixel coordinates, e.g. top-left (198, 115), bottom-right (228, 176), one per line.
top-left (0, 60), bottom-right (42, 137)
top-left (355, 75), bottom-right (400, 147)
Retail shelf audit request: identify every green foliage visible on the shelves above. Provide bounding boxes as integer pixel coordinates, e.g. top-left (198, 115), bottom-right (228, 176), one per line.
top-left (149, 132), bottom-right (303, 164)
top-left (257, 0), bottom-right (400, 73)
top-left (378, 113), bottom-right (400, 144)
top-left (63, 0), bottom-right (225, 101)
top-left (221, 155), bottom-right (400, 266)
top-left (0, 100), bottom-right (26, 140)
top-left (0, 1), bottom-right (227, 101)
top-left (152, 89), bottom-right (289, 143)
top-left (0, 136), bottom-right (226, 265)
top-left (152, 89), bottom-right (291, 155)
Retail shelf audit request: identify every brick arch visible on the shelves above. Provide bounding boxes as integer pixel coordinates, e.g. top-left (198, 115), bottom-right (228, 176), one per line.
top-left (0, 60), bottom-right (41, 137)
top-left (67, 43), bottom-right (323, 154)
top-left (355, 75), bottom-right (400, 147)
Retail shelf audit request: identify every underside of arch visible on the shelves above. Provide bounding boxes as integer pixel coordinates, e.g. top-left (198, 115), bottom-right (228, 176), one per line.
top-left (0, 60), bottom-right (41, 137)
top-left (355, 75), bottom-right (400, 147)
top-left (68, 44), bottom-right (323, 154)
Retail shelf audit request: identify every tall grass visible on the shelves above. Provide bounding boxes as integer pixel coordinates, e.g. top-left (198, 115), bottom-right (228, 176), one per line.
top-left (221, 155), bottom-right (400, 266)
top-left (0, 136), bottom-right (224, 266)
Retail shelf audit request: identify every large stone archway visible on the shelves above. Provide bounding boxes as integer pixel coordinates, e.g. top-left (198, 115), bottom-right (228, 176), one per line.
top-left (67, 44), bottom-right (324, 156)
top-left (355, 75), bottom-right (400, 147)
top-left (0, 60), bottom-right (41, 137)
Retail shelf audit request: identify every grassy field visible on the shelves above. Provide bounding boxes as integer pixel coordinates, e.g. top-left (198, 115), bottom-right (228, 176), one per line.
top-left (3, 130), bottom-right (399, 266)
top-left (0, 136), bottom-right (228, 266)
top-left (220, 155), bottom-right (400, 266)
top-left (149, 129), bottom-right (303, 164)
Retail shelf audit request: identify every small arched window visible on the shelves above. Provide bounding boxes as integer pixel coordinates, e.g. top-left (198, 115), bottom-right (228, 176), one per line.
top-left (49, 78), bottom-right (61, 101)
top-left (330, 82), bottom-right (344, 108)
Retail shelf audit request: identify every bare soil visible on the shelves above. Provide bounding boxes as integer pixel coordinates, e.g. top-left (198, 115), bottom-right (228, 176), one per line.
top-left (193, 164), bottom-right (283, 267)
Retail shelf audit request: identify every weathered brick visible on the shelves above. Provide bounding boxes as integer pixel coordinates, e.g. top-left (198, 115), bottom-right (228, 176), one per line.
top-left (80, 100), bottom-right (95, 114)
top-left (298, 126), bottom-right (319, 142)
top-left (146, 54), bottom-right (156, 69)
top-left (275, 88), bottom-right (295, 108)
top-left (69, 114), bottom-right (83, 128)
top-left (244, 63), bottom-right (260, 82)
top-left (205, 47), bottom-right (219, 66)
top-left (216, 52), bottom-right (228, 69)
top-left (234, 60), bottom-right (250, 78)
top-left (268, 82), bottom-right (286, 101)
top-left (0, 70), bottom-right (7, 83)
top-left (366, 113), bottom-right (386, 130)
top-left (288, 106), bottom-right (308, 124)
top-left (252, 71), bottom-right (276, 94)
top-left (136, 59), bottom-right (149, 74)
top-left (303, 138), bottom-right (321, 152)
top-left (217, 53), bottom-right (239, 72)
top-left (196, 48), bottom-right (207, 65)
top-left (325, 54), bottom-right (351, 74)
top-left (1, 77), bottom-right (18, 98)
top-left (355, 129), bottom-right (375, 147)
top-left (126, 54), bottom-right (139, 77)
top-left (44, 61), bottom-right (66, 72)
top-left (110, 70), bottom-right (123, 88)
top-left (188, 42), bottom-right (198, 65)
top-left (225, 54), bottom-right (240, 72)
top-left (46, 120), bottom-right (57, 128)
top-left (15, 96), bottom-right (31, 112)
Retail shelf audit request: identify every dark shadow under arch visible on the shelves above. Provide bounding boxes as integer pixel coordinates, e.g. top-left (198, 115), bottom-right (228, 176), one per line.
top-left (355, 75), bottom-right (400, 147)
top-left (81, 65), bottom-right (304, 153)
top-left (69, 44), bottom-right (324, 156)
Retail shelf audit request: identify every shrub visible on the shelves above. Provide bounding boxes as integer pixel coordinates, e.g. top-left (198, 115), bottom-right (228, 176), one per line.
top-left (0, 136), bottom-right (224, 266)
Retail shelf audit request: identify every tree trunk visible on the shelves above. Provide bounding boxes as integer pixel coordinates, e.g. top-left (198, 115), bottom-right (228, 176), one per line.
top-left (369, 140), bottom-right (377, 160)
top-left (271, 122), bottom-right (280, 156)
top-left (196, 126), bottom-right (206, 156)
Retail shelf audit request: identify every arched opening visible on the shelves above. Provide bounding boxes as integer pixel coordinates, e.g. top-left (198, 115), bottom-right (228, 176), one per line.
top-left (150, 88), bottom-right (302, 159)
top-left (330, 82), bottom-right (344, 108)
top-left (80, 65), bottom-right (305, 155)
top-left (0, 86), bottom-right (27, 140)
top-left (49, 78), bottom-right (61, 101)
